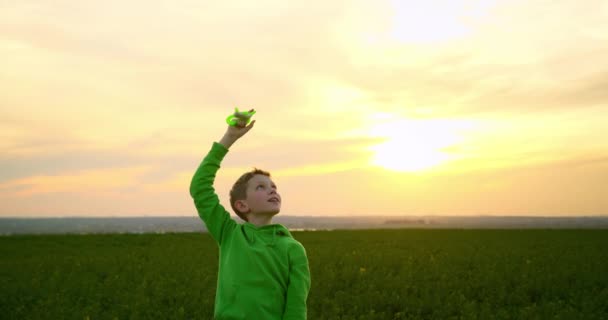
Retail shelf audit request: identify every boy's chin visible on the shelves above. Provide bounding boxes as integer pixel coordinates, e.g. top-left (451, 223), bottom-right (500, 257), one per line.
top-left (253, 209), bottom-right (280, 216)
top-left (267, 206), bottom-right (281, 214)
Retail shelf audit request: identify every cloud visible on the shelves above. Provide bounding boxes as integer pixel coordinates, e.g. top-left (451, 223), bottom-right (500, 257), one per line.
top-left (2, 0), bottom-right (608, 216)
top-left (0, 166), bottom-right (152, 196)
top-left (279, 152), bottom-right (608, 216)
top-left (0, 126), bottom-right (383, 183)
top-left (0, 136), bottom-right (199, 183)
top-left (325, 47), bottom-right (608, 117)
top-left (298, 0), bottom-right (608, 117)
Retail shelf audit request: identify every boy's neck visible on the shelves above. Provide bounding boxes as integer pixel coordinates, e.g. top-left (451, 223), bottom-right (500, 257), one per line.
top-left (248, 214), bottom-right (274, 227)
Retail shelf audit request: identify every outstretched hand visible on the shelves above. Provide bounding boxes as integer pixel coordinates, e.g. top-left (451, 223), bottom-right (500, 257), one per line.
top-left (219, 109), bottom-right (256, 149)
top-left (226, 109), bottom-right (255, 139)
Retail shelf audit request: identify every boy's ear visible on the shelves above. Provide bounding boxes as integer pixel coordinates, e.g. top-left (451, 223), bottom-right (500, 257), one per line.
top-left (235, 200), bottom-right (250, 214)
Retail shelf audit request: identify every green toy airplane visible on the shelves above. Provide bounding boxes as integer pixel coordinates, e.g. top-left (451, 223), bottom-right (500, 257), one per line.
top-left (226, 108), bottom-right (256, 127)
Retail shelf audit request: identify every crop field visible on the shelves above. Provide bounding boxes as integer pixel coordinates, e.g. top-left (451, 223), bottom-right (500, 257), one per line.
top-left (1, 229), bottom-right (607, 319)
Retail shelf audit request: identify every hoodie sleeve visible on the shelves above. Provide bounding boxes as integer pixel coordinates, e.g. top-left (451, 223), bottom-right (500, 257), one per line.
top-left (189, 142), bottom-right (237, 245)
top-left (283, 242), bottom-right (311, 320)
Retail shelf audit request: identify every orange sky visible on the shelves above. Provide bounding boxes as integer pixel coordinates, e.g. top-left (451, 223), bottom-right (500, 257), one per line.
top-left (1, 0), bottom-right (607, 217)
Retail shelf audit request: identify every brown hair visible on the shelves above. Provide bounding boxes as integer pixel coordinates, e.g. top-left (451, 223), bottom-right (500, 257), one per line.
top-left (230, 168), bottom-right (271, 221)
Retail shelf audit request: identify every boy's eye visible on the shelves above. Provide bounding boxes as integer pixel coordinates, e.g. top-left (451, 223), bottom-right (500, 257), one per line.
top-left (255, 184), bottom-right (277, 190)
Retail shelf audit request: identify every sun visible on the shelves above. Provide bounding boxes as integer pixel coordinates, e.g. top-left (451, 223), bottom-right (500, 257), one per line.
top-left (368, 116), bottom-right (471, 172)
top-left (370, 139), bottom-right (450, 172)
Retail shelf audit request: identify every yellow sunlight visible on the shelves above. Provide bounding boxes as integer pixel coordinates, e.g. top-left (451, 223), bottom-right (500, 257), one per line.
top-left (388, 0), bottom-right (490, 44)
top-left (368, 115), bottom-right (475, 172)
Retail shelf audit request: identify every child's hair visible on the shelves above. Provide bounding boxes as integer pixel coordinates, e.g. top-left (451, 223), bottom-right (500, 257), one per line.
top-left (230, 168), bottom-right (271, 221)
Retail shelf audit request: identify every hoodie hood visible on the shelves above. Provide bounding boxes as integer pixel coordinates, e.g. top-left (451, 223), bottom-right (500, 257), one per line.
top-left (242, 222), bottom-right (292, 247)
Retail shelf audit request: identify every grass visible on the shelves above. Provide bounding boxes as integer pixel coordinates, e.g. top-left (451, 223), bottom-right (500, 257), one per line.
top-left (1, 229), bottom-right (607, 319)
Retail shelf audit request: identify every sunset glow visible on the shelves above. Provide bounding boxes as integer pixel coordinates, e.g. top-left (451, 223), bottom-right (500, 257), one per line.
top-left (368, 117), bottom-right (472, 172)
top-left (1, 0), bottom-right (607, 217)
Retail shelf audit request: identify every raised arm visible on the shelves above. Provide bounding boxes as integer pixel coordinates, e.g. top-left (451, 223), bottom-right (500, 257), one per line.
top-left (189, 110), bottom-right (256, 244)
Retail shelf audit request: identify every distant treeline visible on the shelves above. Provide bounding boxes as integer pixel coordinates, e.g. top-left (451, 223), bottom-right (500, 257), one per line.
top-left (1, 215), bottom-right (607, 235)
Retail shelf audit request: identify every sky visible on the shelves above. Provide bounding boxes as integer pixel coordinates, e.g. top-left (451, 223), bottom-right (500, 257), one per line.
top-left (1, 0), bottom-right (607, 217)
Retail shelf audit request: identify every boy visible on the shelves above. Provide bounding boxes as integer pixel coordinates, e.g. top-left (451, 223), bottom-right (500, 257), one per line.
top-left (189, 111), bottom-right (311, 320)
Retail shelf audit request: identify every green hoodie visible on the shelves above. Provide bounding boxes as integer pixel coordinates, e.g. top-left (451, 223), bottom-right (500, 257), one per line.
top-left (190, 142), bottom-right (311, 320)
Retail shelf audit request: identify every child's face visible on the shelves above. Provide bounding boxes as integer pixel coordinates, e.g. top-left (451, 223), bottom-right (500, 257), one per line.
top-left (244, 174), bottom-right (281, 215)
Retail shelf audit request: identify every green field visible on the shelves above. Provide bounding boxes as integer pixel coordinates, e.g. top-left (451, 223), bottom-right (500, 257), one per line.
top-left (1, 229), bottom-right (607, 319)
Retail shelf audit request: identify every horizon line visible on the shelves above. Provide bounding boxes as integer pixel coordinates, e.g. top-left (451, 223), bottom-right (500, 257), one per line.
top-left (2, 214), bottom-right (607, 219)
